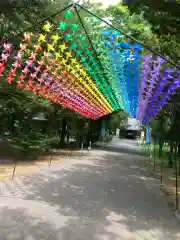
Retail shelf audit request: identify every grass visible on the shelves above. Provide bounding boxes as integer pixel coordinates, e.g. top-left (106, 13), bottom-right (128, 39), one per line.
top-left (142, 143), bottom-right (180, 210)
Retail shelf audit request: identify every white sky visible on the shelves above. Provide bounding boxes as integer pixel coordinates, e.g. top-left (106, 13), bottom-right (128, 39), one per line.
top-left (78, 0), bottom-right (121, 8)
top-left (91, 0), bottom-right (121, 7)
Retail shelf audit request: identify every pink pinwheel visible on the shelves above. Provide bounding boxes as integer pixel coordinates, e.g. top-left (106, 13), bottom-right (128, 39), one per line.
top-left (35, 66), bottom-right (41, 73)
top-left (39, 77), bottom-right (44, 83)
top-left (3, 43), bottom-right (12, 52)
top-left (38, 60), bottom-right (44, 66)
top-left (46, 66), bottom-right (52, 72)
top-left (26, 60), bottom-right (33, 67)
top-left (13, 61), bottom-right (21, 69)
top-left (22, 67), bottom-right (30, 74)
top-left (15, 51), bottom-right (23, 60)
top-left (1, 53), bottom-right (10, 62)
top-left (31, 72), bottom-right (37, 79)
top-left (20, 44), bottom-right (27, 51)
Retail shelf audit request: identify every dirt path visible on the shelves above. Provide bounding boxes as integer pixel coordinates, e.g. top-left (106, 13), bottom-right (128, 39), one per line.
top-left (0, 139), bottom-right (179, 240)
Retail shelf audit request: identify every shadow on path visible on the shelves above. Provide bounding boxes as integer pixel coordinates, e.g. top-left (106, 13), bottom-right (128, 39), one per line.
top-left (0, 139), bottom-right (179, 240)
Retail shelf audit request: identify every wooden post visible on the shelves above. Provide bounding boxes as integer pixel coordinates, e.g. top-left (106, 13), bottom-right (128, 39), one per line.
top-left (69, 147), bottom-right (73, 159)
top-left (153, 143), bottom-right (156, 172)
top-left (81, 142), bottom-right (84, 156)
top-left (48, 155), bottom-right (53, 167)
top-left (160, 145), bottom-right (164, 184)
top-left (88, 141), bottom-right (91, 150)
top-left (175, 142), bottom-right (179, 211)
top-left (11, 160), bottom-right (17, 179)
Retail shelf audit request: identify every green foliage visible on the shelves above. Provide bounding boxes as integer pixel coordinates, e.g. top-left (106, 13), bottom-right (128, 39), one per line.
top-left (122, 0), bottom-right (180, 62)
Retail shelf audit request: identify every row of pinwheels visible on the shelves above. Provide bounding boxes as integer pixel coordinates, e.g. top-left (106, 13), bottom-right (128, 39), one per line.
top-left (83, 14), bottom-right (180, 124)
top-left (0, 8), bottom-right (179, 125)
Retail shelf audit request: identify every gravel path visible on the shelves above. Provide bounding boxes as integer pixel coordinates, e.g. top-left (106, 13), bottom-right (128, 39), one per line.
top-left (0, 139), bottom-right (179, 240)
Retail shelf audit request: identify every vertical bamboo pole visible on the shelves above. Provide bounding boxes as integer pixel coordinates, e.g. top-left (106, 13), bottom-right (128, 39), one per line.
top-left (175, 142), bottom-right (179, 211)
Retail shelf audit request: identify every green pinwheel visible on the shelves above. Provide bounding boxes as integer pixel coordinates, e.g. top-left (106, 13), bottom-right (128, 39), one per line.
top-left (69, 43), bottom-right (78, 50)
top-left (64, 10), bottom-right (73, 19)
top-left (71, 24), bottom-right (79, 31)
top-left (65, 33), bottom-right (73, 42)
top-left (77, 33), bottom-right (85, 41)
top-left (58, 22), bottom-right (67, 32)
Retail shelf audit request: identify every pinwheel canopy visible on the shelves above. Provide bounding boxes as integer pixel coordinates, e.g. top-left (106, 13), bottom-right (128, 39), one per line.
top-left (0, 4), bottom-right (179, 125)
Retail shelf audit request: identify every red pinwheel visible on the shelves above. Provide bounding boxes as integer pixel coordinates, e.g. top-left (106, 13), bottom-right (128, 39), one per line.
top-left (17, 81), bottom-right (23, 88)
top-left (0, 62), bottom-right (5, 75)
top-left (32, 86), bottom-right (37, 93)
top-left (19, 75), bottom-right (25, 81)
top-left (46, 66), bottom-right (52, 72)
top-left (29, 52), bottom-right (36, 60)
top-left (34, 44), bottom-right (41, 52)
top-left (6, 76), bottom-right (14, 83)
top-left (25, 84), bottom-right (30, 90)
top-left (42, 86), bottom-right (47, 91)
top-left (28, 79), bottom-right (33, 86)
top-left (24, 33), bottom-right (32, 42)
top-left (9, 68), bottom-right (16, 76)
top-left (51, 59), bottom-right (56, 66)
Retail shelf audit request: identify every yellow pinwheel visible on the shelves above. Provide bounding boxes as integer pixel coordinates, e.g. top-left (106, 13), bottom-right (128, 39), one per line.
top-left (51, 33), bottom-right (60, 43)
top-left (60, 59), bottom-right (67, 65)
top-left (70, 69), bottom-right (76, 75)
top-left (65, 52), bottom-right (72, 59)
top-left (47, 44), bottom-right (54, 52)
top-left (80, 70), bottom-right (86, 77)
top-left (38, 34), bottom-right (46, 42)
top-left (66, 65), bottom-right (72, 71)
top-left (43, 22), bottom-right (52, 32)
top-left (54, 52), bottom-right (61, 59)
top-left (81, 70), bottom-right (87, 76)
top-left (75, 63), bottom-right (81, 69)
top-left (75, 73), bottom-right (80, 79)
top-left (58, 44), bottom-right (67, 52)
top-left (71, 59), bottom-right (77, 65)
top-left (79, 77), bottom-right (84, 83)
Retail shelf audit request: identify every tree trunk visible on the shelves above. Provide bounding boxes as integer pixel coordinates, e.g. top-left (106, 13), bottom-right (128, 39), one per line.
top-left (60, 118), bottom-right (67, 146)
top-left (168, 141), bottom-right (174, 167)
top-left (158, 140), bottom-right (163, 158)
top-left (66, 126), bottom-right (70, 144)
top-left (178, 140), bottom-right (180, 175)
